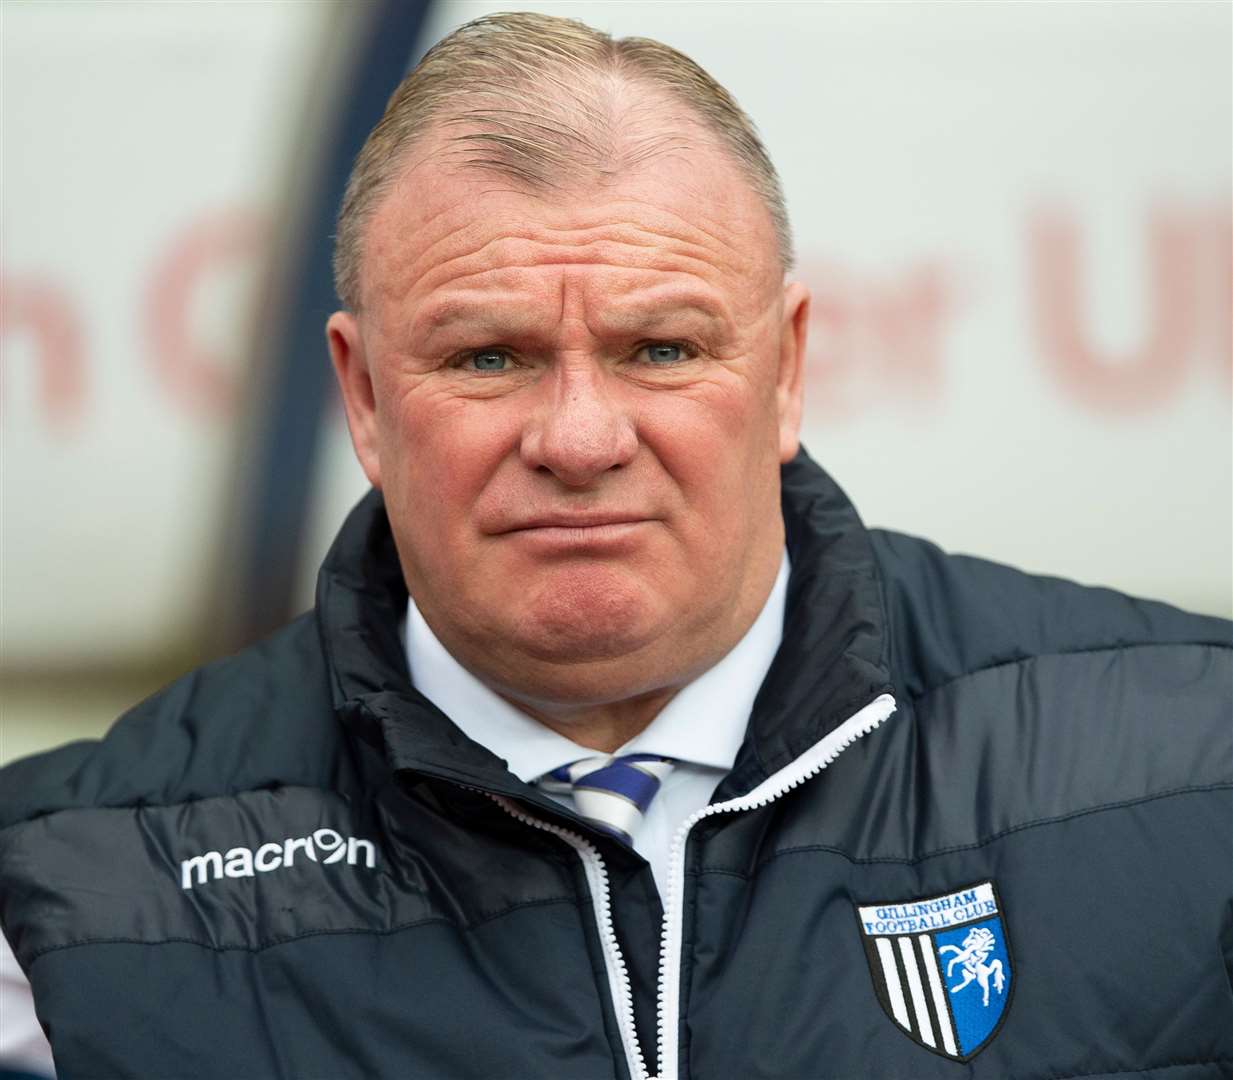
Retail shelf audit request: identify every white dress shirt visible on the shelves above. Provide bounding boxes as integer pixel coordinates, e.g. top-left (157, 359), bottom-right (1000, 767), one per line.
top-left (404, 552), bottom-right (789, 897)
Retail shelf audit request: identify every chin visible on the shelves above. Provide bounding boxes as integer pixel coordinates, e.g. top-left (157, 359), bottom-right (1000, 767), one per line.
top-left (510, 564), bottom-right (669, 665)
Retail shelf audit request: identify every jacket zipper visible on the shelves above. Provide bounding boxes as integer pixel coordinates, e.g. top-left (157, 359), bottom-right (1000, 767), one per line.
top-left (490, 796), bottom-right (652, 1080)
top-left (490, 692), bottom-right (897, 1080)
top-left (653, 692), bottom-right (896, 1080)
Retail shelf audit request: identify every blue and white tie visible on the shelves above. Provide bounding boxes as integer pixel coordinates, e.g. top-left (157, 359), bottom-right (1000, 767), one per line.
top-left (539, 754), bottom-right (675, 843)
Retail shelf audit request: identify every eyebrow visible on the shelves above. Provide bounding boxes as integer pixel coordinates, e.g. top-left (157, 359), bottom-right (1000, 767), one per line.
top-left (411, 290), bottom-right (733, 348)
top-left (591, 298), bottom-right (729, 338)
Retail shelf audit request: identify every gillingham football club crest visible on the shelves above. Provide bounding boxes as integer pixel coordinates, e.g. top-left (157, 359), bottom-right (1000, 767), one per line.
top-left (855, 881), bottom-right (1013, 1061)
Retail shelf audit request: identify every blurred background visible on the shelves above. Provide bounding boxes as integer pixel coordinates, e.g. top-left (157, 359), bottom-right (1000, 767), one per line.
top-left (3, 0), bottom-right (1231, 768)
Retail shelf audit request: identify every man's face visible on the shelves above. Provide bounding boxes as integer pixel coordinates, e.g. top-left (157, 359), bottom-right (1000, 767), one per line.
top-left (328, 123), bottom-right (809, 713)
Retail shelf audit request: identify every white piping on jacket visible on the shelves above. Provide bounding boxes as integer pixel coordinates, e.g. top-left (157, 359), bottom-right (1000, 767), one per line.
top-left (493, 692), bottom-right (897, 1080)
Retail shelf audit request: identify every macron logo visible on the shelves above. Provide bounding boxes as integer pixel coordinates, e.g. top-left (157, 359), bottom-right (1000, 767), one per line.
top-left (180, 827), bottom-right (377, 890)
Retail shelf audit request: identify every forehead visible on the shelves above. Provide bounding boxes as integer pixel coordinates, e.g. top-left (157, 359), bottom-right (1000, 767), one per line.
top-left (359, 122), bottom-right (781, 322)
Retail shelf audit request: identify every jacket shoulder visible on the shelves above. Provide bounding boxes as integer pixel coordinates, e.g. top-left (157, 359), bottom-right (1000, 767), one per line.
top-left (0, 613), bottom-right (343, 829)
top-left (868, 528), bottom-right (1233, 701)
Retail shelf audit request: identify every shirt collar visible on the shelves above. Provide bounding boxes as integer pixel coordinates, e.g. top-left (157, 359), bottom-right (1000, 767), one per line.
top-left (404, 551), bottom-right (790, 783)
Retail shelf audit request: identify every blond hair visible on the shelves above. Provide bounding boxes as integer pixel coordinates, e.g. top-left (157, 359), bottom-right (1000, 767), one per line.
top-left (332, 11), bottom-right (792, 310)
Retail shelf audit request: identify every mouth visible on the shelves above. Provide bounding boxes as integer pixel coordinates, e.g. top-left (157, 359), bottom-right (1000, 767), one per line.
top-left (503, 512), bottom-right (650, 533)
top-left (495, 513), bottom-right (657, 552)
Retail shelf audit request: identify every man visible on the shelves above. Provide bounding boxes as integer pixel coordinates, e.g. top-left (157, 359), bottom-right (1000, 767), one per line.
top-left (1, 12), bottom-right (1230, 1080)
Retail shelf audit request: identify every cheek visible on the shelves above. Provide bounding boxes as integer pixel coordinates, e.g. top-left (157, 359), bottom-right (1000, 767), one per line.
top-left (635, 373), bottom-right (784, 587)
top-left (638, 375), bottom-right (781, 501)
top-left (376, 385), bottom-right (521, 540)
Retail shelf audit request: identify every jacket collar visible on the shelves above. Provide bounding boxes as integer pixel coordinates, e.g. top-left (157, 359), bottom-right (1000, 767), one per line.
top-left (716, 449), bottom-right (891, 799)
top-left (316, 448), bottom-right (890, 802)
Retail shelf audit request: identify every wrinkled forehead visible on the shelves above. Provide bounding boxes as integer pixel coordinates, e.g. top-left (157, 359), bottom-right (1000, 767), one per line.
top-left (358, 110), bottom-right (783, 318)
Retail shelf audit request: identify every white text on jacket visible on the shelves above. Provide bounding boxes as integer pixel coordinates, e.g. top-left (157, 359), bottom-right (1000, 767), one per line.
top-left (180, 828), bottom-right (377, 889)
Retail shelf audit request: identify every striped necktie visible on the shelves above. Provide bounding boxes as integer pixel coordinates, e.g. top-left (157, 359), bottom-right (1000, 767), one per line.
top-left (539, 753), bottom-right (675, 843)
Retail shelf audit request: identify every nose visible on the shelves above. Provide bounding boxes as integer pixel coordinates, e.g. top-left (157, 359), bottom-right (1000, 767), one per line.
top-left (520, 359), bottom-right (638, 486)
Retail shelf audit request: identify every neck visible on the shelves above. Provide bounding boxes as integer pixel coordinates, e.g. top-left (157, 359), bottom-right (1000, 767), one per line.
top-left (497, 685), bottom-right (680, 754)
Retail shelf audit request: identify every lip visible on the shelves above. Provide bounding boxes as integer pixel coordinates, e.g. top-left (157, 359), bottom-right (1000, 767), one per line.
top-left (494, 514), bottom-right (657, 553)
top-left (502, 512), bottom-right (650, 533)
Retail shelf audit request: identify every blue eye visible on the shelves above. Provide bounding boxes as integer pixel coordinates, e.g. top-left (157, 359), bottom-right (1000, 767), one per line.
top-left (643, 343), bottom-right (683, 364)
top-left (469, 350), bottom-right (509, 372)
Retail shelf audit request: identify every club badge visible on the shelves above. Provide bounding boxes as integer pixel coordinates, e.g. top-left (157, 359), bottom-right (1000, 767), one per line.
top-left (855, 880), bottom-right (1013, 1061)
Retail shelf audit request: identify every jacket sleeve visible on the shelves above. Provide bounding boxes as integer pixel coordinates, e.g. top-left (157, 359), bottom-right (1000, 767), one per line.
top-left (0, 929), bottom-right (54, 1078)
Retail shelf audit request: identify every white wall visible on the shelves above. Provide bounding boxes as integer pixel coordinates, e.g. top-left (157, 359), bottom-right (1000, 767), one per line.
top-left (2, 0), bottom-right (331, 668)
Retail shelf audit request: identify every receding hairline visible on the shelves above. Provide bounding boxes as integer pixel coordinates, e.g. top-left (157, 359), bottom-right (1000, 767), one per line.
top-left (388, 75), bottom-right (718, 200)
top-left (332, 12), bottom-right (794, 312)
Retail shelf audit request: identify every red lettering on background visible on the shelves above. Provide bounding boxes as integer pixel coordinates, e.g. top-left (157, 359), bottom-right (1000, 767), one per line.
top-left (143, 207), bottom-right (265, 417)
top-left (802, 261), bottom-right (956, 422)
top-left (1030, 205), bottom-right (1200, 413)
top-left (0, 274), bottom-right (85, 429)
top-left (1211, 207), bottom-right (1232, 391)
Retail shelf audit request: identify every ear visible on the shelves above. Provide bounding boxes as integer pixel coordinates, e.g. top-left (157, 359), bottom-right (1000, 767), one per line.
top-left (327, 310), bottom-right (383, 490)
top-left (776, 280), bottom-right (809, 463)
